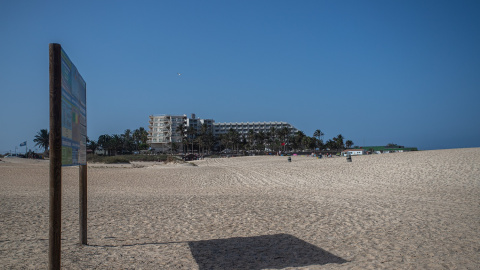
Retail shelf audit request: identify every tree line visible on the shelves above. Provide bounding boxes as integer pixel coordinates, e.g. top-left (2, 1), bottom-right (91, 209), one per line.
top-left (174, 123), bottom-right (354, 155)
top-left (32, 126), bottom-right (354, 156)
top-left (87, 128), bottom-right (149, 155)
top-left (216, 128), bottom-right (354, 154)
top-left (31, 127), bottom-right (149, 156)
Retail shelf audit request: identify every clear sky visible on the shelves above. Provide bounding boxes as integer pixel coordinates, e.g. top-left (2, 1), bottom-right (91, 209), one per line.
top-left (1, 0), bottom-right (479, 153)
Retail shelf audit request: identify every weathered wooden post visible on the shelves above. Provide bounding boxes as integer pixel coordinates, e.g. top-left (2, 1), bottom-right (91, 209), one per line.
top-left (80, 164), bottom-right (87, 244)
top-left (49, 43), bottom-right (62, 270)
top-left (49, 43), bottom-right (88, 269)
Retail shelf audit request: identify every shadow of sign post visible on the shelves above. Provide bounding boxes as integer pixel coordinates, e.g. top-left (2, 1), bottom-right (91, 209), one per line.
top-left (188, 234), bottom-right (347, 270)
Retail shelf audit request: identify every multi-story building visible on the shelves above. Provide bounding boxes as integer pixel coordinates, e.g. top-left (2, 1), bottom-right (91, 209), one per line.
top-left (148, 113), bottom-right (298, 152)
top-left (213, 121), bottom-right (298, 136)
top-left (148, 114), bottom-right (187, 151)
top-left (186, 113), bottom-right (215, 134)
top-left (148, 113), bottom-right (215, 152)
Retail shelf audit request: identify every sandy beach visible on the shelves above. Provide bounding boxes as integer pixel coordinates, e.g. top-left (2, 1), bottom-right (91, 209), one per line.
top-left (1, 148), bottom-right (479, 269)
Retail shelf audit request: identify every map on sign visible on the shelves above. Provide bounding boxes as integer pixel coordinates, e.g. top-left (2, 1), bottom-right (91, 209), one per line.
top-left (61, 49), bottom-right (86, 166)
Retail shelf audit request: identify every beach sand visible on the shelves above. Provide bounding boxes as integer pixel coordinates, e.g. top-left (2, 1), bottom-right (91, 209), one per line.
top-left (1, 148), bottom-right (479, 269)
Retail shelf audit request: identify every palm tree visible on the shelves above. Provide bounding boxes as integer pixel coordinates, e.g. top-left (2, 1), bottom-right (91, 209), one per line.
top-left (122, 129), bottom-right (134, 154)
top-left (133, 127), bottom-right (149, 150)
top-left (186, 126), bottom-right (196, 154)
top-left (139, 128), bottom-right (149, 147)
top-left (302, 136), bottom-right (314, 151)
top-left (335, 134), bottom-right (345, 151)
top-left (313, 129), bottom-right (324, 151)
top-left (204, 132), bottom-right (215, 154)
top-left (219, 134), bottom-right (228, 152)
top-left (247, 129), bottom-right (255, 151)
top-left (105, 135), bottom-right (117, 156)
top-left (279, 127), bottom-right (290, 151)
top-left (176, 123), bottom-right (186, 154)
top-left (239, 134), bottom-right (247, 152)
top-left (226, 128), bottom-right (237, 153)
top-left (87, 139), bottom-right (98, 154)
top-left (325, 139), bottom-right (336, 151)
top-left (267, 127), bottom-right (277, 152)
top-left (256, 131), bottom-right (266, 151)
top-left (345, 140), bottom-right (354, 149)
top-left (231, 130), bottom-right (241, 153)
top-left (170, 142), bottom-right (179, 153)
top-left (195, 135), bottom-right (204, 155)
top-left (97, 134), bottom-right (111, 155)
top-left (197, 123), bottom-right (209, 155)
top-left (294, 131), bottom-right (306, 151)
top-left (33, 129), bottom-right (49, 153)
top-left (111, 134), bottom-right (124, 155)
top-left (287, 135), bottom-right (296, 151)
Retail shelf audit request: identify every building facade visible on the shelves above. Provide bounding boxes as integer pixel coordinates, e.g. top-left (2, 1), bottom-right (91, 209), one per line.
top-left (342, 149), bottom-right (366, 156)
top-left (148, 113), bottom-right (298, 152)
top-left (213, 121), bottom-right (298, 136)
top-left (186, 113), bottom-right (215, 134)
top-left (148, 114), bottom-right (187, 151)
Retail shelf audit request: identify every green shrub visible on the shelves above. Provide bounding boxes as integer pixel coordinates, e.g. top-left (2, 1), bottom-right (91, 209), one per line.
top-left (87, 153), bottom-right (171, 163)
top-left (104, 157), bottom-right (130, 164)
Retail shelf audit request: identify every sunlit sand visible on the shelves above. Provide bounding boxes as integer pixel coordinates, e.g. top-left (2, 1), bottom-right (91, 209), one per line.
top-left (1, 148), bottom-right (479, 269)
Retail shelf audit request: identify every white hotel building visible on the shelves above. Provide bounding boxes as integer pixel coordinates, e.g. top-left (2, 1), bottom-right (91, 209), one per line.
top-left (148, 114), bottom-right (214, 151)
top-left (148, 113), bottom-right (298, 152)
top-left (148, 114), bottom-right (187, 148)
top-left (213, 121), bottom-right (298, 136)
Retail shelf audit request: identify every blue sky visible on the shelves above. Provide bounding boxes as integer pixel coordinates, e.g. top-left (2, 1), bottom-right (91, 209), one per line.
top-left (1, 0), bottom-right (479, 153)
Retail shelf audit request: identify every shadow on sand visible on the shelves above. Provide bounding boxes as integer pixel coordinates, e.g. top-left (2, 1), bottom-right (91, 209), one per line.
top-left (188, 233), bottom-right (347, 270)
top-left (88, 233), bottom-right (347, 269)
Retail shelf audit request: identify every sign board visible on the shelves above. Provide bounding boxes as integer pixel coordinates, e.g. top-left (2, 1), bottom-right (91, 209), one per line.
top-left (60, 49), bottom-right (86, 166)
top-left (50, 43), bottom-right (89, 270)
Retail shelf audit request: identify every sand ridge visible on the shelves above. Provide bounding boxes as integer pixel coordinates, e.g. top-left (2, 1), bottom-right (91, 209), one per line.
top-left (1, 148), bottom-right (479, 269)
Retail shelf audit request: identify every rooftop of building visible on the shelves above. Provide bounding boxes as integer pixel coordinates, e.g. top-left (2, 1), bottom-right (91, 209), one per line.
top-left (150, 114), bottom-right (187, 118)
top-left (214, 121), bottom-right (292, 125)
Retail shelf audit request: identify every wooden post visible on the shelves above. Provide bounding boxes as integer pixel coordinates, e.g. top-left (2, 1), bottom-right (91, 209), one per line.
top-left (49, 43), bottom-right (62, 270)
top-left (79, 165), bottom-right (87, 244)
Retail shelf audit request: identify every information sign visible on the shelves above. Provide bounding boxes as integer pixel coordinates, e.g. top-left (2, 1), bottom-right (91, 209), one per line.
top-left (60, 49), bottom-right (86, 166)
